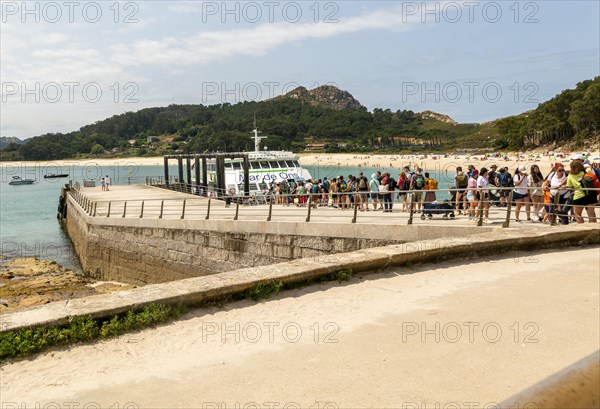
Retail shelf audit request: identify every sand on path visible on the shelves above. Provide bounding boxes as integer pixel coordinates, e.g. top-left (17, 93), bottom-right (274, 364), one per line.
top-left (1, 247), bottom-right (598, 408)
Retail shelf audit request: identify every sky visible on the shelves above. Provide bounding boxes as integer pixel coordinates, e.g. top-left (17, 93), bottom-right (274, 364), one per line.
top-left (1, 0), bottom-right (599, 139)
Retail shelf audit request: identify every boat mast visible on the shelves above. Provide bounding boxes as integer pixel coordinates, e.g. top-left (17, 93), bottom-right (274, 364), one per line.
top-left (252, 112), bottom-right (267, 153)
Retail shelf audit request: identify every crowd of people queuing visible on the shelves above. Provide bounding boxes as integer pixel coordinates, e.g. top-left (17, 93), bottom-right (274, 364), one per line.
top-left (267, 158), bottom-right (600, 224)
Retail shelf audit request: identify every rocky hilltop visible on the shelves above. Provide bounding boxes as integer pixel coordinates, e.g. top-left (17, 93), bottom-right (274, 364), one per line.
top-left (278, 85), bottom-right (364, 110)
top-left (0, 136), bottom-right (25, 151)
top-left (417, 110), bottom-right (457, 125)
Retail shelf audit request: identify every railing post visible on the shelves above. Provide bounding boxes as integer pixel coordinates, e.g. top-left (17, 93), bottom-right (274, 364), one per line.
top-left (159, 200), bottom-right (164, 219)
top-left (407, 192), bottom-right (414, 225)
top-left (205, 197), bottom-right (211, 220)
top-left (305, 195), bottom-right (312, 222)
top-left (477, 190), bottom-right (484, 227)
top-left (234, 200), bottom-right (240, 221)
top-left (352, 200), bottom-right (358, 224)
top-left (502, 190), bottom-right (513, 228)
top-left (139, 200), bottom-right (145, 218)
top-left (122, 201), bottom-right (127, 218)
top-left (550, 193), bottom-right (561, 226)
top-left (181, 199), bottom-right (186, 219)
top-left (93, 202), bottom-right (97, 217)
top-left (267, 197), bottom-right (273, 221)
top-left (107, 201), bottom-right (111, 217)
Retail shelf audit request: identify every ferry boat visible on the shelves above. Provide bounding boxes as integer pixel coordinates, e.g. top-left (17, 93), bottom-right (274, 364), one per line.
top-left (8, 176), bottom-right (36, 185)
top-left (44, 173), bottom-right (69, 179)
top-left (199, 123), bottom-right (312, 195)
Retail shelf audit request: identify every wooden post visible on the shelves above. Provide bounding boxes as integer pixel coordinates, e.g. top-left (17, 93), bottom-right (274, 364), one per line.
top-left (477, 191), bottom-right (484, 227)
top-left (305, 195), bottom-right (312, 222)
top-left (177, 156), bottom-right (184, 187)
top-left (234, 200), bottom-right (240, 221)
top-left (201, 157), bottom-right (208, 196)
top-left (550, 193), bottom-right (561, 226)
top-left (502, 190), bottom-right (514, 228)
top-left (186, 157), bottom-right (192, 191)
top-left (122, 201), bottom-right (127, 218)
top-left (139, 201), bottom-right (145, 218)
top-left (194, 156), bottom-right (200, 195)
top-left (267, 197), bottom-right (273, 221)
top-left (407, 193), bottom-right (414, 225)
top-left (93, 202), bottom-right (97, 217)
top-left (107, 201), bottom-right (111, 218)
top-left (352, 201), bottom-right (358, 224)
top-left (205, 197), bottom-right (211, 220)
top-left (180, 199), bottom-right (186, 219)
top-left (159, 200), bottom-right (164, 219)
top-left (164, 156), bottom-right (170, 186)
top-left (243, 154), bottom-right (250, 197)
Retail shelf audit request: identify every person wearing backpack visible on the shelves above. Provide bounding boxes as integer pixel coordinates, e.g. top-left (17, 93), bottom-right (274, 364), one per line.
top-left (454, 167), bottom-right (468, 214)
top-left (387, 173), bottom-right (397, 211)
top-left (397, 171), bottom-right (408, 212)
top-left (337, 176), bottom-right (349, 210)
top-left (544, 163), bottom-right (569, 225)
top-left (567, 160), bottom-right (597, 223)
top-left (369, 173), bottom-right (381, 211)
top-left (357, 171), bottom-right (369, 211)
top-left (409, 167), bottom-right (426, 213)
top-left (496, 167), bottom-right (513, 207)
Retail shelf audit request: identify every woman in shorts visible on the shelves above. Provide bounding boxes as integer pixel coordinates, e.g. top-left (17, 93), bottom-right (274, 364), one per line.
top-left (529, 164), bottom-right (545, 221)
top-left (513, 165), bottom-right (531, 222)
top-left (466, 170), bottom-right (478, 220)
top-left (567, 160), bottom-right (597, 223)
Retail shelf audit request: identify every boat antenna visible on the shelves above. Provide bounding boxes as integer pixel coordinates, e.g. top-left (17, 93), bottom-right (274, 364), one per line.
top-left (252, 111), bottom-right (267, 153)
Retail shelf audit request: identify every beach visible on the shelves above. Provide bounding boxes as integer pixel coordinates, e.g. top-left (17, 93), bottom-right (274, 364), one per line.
top-left (1, 246), bottom-right (598, 407)
top-left (0, 151), bottom-right (587, 173)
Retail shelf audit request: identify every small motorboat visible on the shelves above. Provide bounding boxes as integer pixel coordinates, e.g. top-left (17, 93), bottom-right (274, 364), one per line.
top-left (44, 173), bottom-right (69, 179)
top-left (8, 176), bottom-right (36, 185)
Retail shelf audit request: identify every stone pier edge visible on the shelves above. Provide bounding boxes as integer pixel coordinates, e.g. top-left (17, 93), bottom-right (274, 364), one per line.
top-left (1, 226), bottom-right (598, 334)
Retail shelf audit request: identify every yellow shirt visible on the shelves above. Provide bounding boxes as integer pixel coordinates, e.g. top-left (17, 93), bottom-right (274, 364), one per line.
top-left (567, 171), bottom-right (585, 200)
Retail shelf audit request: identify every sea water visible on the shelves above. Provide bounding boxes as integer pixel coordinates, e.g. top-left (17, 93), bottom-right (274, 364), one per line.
top-left (0, 162), bottom-right (451, 270)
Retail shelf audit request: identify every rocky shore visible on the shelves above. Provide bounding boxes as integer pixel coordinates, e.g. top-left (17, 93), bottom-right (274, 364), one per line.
top-left (0, 258), bottom-right (134, 312)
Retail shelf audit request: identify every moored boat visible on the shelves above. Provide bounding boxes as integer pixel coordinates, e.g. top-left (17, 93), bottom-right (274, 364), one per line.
top-left (8, 176), bottom-right (36, 185)
top-left (44, 173), bottom-right (69, 179)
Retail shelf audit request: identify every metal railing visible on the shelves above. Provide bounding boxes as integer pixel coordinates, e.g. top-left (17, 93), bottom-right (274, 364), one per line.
top-left (68, 183), bottom-right (600, 226)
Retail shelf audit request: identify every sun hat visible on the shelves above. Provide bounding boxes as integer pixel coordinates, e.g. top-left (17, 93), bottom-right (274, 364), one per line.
top-left (518, 165), bottom-right (526, 172)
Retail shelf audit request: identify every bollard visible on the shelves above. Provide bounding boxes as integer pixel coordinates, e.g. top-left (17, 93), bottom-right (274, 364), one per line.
top-left (407, 193), bottom-right (414, 225)
top-left (180, 199), bottom-right (186, 219)
top-left (234, 200), bottom-right (239, 221)
top-left (352, 202), bottom-right (358, 224)
top-left (139, 201), bottom-right (145, 218)
top-left (267, 197), bottom-right (273, 221)
top-left (502, 190), bottom-right (514, 228)
top-left (122, 201), bottom-right (127, 218)
top-left (550, 193), bottom-right (560, 226)
top-left (205, 198), bottom-right (211, 220)
top-left (159, 200), bottom-right (164, 219)
top-left (305, 196), bottom-right (312, 222)
top-left (107, 201), bottom-right (112, 218)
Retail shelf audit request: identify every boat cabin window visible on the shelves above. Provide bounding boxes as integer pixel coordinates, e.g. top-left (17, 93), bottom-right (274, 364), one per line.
top-left (260, 161), bottom-right (270, 169)
top-left (232, 162), bottom-right (241, 170)
top-left (251, 162), bottom-right (260, 169)
top-left (225, 163), bottom-right (233, 170)
top-left (293, 161), bottom-right (300, 167)
top-left (275, 161), bottom-right (285, 168)
top-left (285, 160), bottom-right (294, 167)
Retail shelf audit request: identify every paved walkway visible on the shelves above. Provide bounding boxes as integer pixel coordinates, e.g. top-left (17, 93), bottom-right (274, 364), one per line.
top-left (2, 247), bottom-right (598, 407)
top-left (75, 185), bottom-right (583, 228)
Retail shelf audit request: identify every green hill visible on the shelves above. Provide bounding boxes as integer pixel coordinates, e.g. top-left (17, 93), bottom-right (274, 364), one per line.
top-left (2, 78), bottom-right (598, 161)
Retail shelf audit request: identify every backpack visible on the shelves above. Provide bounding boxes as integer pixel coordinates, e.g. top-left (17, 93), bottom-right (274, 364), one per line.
top-left (388, 178), bottom-right (397, 191)
top-left (580, 173), bottom-right (598, 196)
top-left (428, 179), bottom-right (439, 190)
top-left (498, 172), bottom-right (509, 187)
top-left (339, 181), bottom-right (348, 193)
top-left (311, 184), bottom-right (319, 194)
top-left (402, 177), bottom-right (411, 191)
top-left (358, 177), bottom-right (367, 190)
top-left (414, 174), bottom-right (425, 189)
top-left (455, 174), bottom-right (468, 188)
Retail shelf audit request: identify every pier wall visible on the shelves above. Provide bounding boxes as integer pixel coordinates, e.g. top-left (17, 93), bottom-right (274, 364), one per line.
top-left (64, 194), bottom-right (488, 285)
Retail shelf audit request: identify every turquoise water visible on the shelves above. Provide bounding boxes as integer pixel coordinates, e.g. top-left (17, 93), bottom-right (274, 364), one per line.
top-left (0, 162), bottom-right (452, 269)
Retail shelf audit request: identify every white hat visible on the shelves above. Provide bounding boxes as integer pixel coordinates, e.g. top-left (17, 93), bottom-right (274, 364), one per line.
top-left (518, 165), bottom-right (526, 172)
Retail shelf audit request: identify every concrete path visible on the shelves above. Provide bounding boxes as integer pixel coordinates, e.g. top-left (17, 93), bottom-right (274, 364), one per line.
top-left (1, 247), bottom-right (598, 408)
top-left (77, 185), bottom-right (591, 227)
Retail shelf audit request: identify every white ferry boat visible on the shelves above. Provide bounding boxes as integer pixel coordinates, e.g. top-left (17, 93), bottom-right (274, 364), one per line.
top-left (202, 125), bottom-right (312, 194)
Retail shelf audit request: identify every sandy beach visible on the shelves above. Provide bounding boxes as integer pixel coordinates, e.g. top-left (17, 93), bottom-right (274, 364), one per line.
top-left (2, 150), bottom-right (596, 173)
top-left (1, 246), bottom-right (598, 407)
